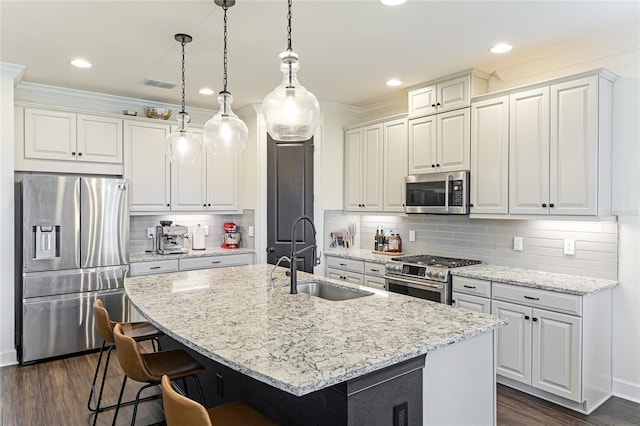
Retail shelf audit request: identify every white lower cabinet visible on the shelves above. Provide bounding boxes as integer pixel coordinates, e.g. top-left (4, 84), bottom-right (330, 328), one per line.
top-left (452, 274), bottom-right (611, 414)
top-left (325, 256), bottom-right (385, 289)
top-left (451, 276), bottom-right (491, 313)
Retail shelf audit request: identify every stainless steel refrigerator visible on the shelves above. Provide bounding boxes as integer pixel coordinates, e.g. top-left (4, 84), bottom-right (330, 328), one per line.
top-left (16, 175), bottom-right (130, 364)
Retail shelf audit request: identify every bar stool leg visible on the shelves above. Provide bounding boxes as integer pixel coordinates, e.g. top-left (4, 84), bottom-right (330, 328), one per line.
top-left (88, 340), bottom-right (109, 412)
top-left (130, 383), bottom-right (156, 426)
top-left (111, 375), bottom-right (128, 426)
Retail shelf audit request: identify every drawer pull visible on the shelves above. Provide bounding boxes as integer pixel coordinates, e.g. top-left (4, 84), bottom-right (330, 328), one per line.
top-left (532, 317), bottom-right (538, 322)
top-left (339, 263), bottom-right (347, 266)
top-left (370, 268), bottom-right (379, 272)
top-left (463, 285), bottom-right (476, 289)
top-left (210, 260), bottom-right (222, 264)
top-left (524, 295), bottom-right (540, 301)
top-left (149, 266), bottom-right (161, 270)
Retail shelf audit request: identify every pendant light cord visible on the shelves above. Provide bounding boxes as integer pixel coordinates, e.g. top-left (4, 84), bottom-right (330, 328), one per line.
top-left (222, 0), bottom-right (228, 93)
top-left (287, 0), bottom-right (292, 51)
top-left (180, 38), bottom-right (186, 114)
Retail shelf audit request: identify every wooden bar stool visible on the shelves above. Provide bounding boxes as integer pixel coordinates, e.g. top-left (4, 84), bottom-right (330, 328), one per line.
top-left (112, 323), bottom-right (206, 426)
top-left (161, 375), bottom-right (278, 426)
top-left (89, 299), bottom-right (164, 425)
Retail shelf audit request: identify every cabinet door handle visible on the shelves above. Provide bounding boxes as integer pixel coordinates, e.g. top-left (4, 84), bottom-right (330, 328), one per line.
top-left (436, 164), bottom-right (440, 167)
top-left (431, 103), bottom-right (436, 108)
top-left (524, 315), bottom-right (530, 320)
top-left (166, 203), bottom-right (170, 207)
top-left (532, 317), bottom-right (538, 322)
top-left (469, 203), bottom-right (474, 208)
top-left (436, 102), bottom-right (441, 107)
top-left (208, 203), bottom-right (211, 207)
top-left (463, 285), bottom-right (476, 289)
top-left (451, 299), bottom-right (456, 305)
top-left (150, 266), bottom-right (161, 270)
top-left (431, 164), bottom-right (436, 168)
top-left (542, 203), bottom-right (547, 208)
top-left (550, 203), bottom-right (555, 208)
top-left (71, 152), bottom-right (76, 156)
top-left (203, 204), bottom-right (207, 207)
top-left (524, 295), bottom-right (540, 301)
top-left (78, 152), bottom-right (82, 156)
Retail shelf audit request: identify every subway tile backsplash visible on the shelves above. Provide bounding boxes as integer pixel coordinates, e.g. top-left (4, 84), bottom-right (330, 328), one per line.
top-left (324, 211), bottom-right (618, 280)
top-left (129, 209), bottom-right (255, 253)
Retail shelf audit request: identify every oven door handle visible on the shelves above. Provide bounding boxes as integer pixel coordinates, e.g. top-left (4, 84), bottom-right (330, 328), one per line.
top-left (386, 276), bottom-right (444, 290)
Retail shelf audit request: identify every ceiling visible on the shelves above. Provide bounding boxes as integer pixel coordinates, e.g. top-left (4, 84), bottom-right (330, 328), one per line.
top-left (1, 1), bottom-right (639, 111)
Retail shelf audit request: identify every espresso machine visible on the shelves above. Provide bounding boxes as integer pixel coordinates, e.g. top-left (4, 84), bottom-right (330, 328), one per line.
top-left (156, 221), bottom-right (189, 254)
top-left (221, 222), bottom-right (241, 249)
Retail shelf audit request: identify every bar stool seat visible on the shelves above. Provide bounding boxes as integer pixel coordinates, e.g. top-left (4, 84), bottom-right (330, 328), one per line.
top-left (161, 375), bottom-right (278, 426)
top-left (112, 323), bottom-right (206, 426)
top-left (89, 299), bottom-right (163, 426)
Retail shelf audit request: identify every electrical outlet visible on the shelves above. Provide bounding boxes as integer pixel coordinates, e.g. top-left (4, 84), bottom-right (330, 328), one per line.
top-left (248, 226), bottom-right (255, 237)
top-left (513, 236), bottom-right (523, 251)
top-left (147, 227), bottom-right (155, 239)
top-left (203, 225), bottom-right (209, 236)
top-left (409, 230), bottom-right (416, 242)
top-left (564, 239), bottom-right (575, 255)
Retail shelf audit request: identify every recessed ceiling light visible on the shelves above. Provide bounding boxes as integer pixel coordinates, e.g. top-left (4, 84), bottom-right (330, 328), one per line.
top-left (380, 0), bottom-right (406, 5)
top-left (199, 88), bottom-right (215, 95)
top-left (386, 79), bottom-right (402, 87)
top-left (70, 58), bottom-right (92, 68)
top-left (489, 43), bottom-right (513, 54)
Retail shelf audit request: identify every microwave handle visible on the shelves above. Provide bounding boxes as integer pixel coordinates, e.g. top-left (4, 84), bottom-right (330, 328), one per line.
top-left (444, 174), bottom-right (450, 212)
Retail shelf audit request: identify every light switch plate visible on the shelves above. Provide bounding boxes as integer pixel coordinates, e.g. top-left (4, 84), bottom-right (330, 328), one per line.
top-left (248, 226), bottom-right (255, 237)
top-left (513, 236), bottom-right (523, 251)
top-left (409, 230), bottom-right (416, 242)
top-left (564, 239), bottom-right (575, 255)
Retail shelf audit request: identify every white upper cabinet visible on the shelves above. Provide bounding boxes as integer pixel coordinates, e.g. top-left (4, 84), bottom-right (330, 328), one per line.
top-left (344, 123), bottom-right (384, 211)
top-left (408, 71), bottom-right (489, 117)
top-left (470, 69), bottom-right (615, 218)
top-left (170, 127), bottom-right (239, 212)
top-left (23, 108), bottom-right (122, 164)
top-left (470, 95), bottom-right (509, 214)
top-left (124, 120), bottom-right (171, 212)
top-left (76, 114), bottom-right (123, 163)
top-left (550, 77), bottom-right (599, 215)
top-left (409, 108), bottom-right (470, 175)
top-left (509, 87), bottom-right (551, 215)
top-left (383, 119), bottom-right (408, 212)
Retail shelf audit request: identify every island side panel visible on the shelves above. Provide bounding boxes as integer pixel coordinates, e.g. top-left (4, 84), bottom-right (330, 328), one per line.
top-left (423, 331), bottom-right (496, 426)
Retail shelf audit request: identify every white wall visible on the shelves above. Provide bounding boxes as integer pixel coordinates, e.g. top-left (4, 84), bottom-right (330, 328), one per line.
top-left (0, 63), bottom-right (23, 366)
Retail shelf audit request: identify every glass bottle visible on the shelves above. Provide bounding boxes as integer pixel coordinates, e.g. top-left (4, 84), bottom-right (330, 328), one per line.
top-left (374, 226), bottom-right (380, 251)
top-left (396, 233), bottom-right (402, 253)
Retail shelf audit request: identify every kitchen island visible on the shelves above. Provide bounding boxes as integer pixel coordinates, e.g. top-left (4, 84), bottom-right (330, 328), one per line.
top-left (125, 264), bottom-right (506, 425)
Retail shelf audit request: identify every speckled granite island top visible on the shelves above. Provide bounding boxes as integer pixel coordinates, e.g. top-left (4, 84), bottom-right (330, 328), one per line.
top-left (129, 247), bottom-right (255, 262)
top-left (451, 264), bottom-right (618, 296)
top-left (125, 264), bottom-right (505, 396)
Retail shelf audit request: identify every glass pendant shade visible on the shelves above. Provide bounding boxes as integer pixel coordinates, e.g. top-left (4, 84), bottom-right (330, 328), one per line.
top-left (167, 112), bottom-right (202, 164)
top-left (203, 92), bottom-right (248, 156)
top-left (263, 50), bottom-right (320, 141)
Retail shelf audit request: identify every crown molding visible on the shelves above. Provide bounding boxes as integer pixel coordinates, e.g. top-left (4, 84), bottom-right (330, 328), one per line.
top-left (14, 81), bottom-right (215, 124)
top-left (0, 62), bottom-right (26, 83)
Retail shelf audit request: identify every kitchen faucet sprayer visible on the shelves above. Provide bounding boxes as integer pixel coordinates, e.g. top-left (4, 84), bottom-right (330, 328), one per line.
top-left (290, 216), bottom-right (321, 294)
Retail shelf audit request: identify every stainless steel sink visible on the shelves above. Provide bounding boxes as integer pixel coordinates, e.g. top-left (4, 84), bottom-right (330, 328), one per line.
top-left (296, 280), bottom-right (374, 301)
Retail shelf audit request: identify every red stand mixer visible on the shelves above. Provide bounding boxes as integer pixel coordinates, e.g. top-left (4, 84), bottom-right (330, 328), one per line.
top-left (221, 222), bottom-right (241, 249)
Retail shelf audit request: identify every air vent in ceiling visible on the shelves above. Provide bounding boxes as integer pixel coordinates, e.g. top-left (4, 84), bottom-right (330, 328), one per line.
top-left (142, 78), bottom-right (177, 89)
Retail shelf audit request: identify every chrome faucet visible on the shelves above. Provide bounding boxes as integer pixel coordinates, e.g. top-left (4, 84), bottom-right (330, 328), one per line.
top-left (290, 216), bottom-right (321, 294)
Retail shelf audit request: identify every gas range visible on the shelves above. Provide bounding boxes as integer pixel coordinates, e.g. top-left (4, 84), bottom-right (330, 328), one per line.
top-left (385, 254), bottom-right (482, 282)
top-left (384, 254), bottom-right (481, 304)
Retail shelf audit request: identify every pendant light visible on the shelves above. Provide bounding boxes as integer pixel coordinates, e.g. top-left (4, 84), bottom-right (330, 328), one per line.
top-left (166, 34), bottom-right (202, 164)
top-left (262, 0), bottom-right (320, 142)
top-left (203, 0), bottom-right (248, 156)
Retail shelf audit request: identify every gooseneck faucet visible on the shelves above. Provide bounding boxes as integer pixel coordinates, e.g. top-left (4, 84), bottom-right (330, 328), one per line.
top-left (290, 216), bottom-right (321, 294)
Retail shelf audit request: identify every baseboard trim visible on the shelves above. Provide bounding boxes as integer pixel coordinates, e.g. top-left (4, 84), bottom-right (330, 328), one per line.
top-left (613, 377), bottom-right (640, 404)
top-left (0, 349), bottom-right (18, 367)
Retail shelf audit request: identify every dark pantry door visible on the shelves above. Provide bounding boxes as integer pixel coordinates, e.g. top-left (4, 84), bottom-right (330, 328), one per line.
top-left (266, 135), bottom-right (314, 272)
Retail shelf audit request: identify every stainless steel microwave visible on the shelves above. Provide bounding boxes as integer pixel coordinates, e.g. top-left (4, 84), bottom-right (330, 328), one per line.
top-left (405, 171), bottom-right (470, 214)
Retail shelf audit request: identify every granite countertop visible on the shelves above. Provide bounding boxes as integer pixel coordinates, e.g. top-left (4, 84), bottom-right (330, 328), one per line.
top-left (324, 248), bottom-right (398, 263)
top-left (130, 247), bottom-right (255, 263)
top-left (125, 264), bottom-right (505, 397)
top-left (451, 264), bottom-right (618, 296)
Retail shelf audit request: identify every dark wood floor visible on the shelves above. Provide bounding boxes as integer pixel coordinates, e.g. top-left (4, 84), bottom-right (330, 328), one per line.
top-left (1, 347), bottom-right (638, 426)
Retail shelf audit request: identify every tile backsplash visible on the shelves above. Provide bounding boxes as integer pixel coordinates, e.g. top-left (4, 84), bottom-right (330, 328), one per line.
top-left (325, 211), bottom-right (618, 280)
top-left (130, 210), bottom-right (255, 253)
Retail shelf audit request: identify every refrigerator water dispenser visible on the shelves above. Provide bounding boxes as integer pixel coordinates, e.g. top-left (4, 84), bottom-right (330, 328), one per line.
top-left (34, 225), bottom-right (59, 259)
